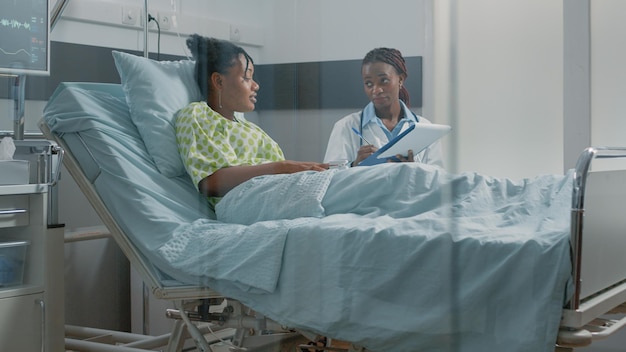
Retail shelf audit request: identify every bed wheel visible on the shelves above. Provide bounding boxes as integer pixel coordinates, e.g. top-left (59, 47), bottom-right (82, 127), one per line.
top-left (298, 336), bottom-right (367, 351)
top-left (300, 336), bottom-right (327, 352)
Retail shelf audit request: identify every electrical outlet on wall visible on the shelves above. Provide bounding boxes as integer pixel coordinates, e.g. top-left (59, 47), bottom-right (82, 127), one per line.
top-left (158, 12), bottom-right (176, 30)
top-left (230, 25), bottom-right (241, 42)
top-left (121, 6), bottom-right (139, 26)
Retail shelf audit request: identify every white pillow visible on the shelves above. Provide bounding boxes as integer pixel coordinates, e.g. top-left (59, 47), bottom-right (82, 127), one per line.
top-left (112, 51), bottom-right (202, 177)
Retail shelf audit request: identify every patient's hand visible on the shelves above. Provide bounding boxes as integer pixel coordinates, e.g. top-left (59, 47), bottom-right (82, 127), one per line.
top-left (275, 160), bottom-right (329, 173)
top-left (202, 161), bottom-right (329, 197)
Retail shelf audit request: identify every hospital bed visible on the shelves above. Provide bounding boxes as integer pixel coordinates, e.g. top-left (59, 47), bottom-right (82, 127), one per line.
top-left (39, 72), bottom-right (626, 351)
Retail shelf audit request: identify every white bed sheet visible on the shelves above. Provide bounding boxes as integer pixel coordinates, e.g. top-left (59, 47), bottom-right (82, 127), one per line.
top-left (43, 83), bottom-right (573, 352)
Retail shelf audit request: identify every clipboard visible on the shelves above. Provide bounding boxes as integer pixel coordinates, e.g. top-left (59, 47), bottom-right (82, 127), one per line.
top-left (359, 123), bottom-right (451, 166)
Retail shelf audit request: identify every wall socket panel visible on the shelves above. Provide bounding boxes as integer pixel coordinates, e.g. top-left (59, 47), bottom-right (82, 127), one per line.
top-left (158, 12), bottom-right (175, 30)
top-left (121, 6), bottom-right (140, 26)
top-left (61, 1), bottom-right (263, 46)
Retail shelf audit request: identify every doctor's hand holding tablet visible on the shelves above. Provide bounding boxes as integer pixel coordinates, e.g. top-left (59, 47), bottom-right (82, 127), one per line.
top-left (350, 126), bottom-right (412, 165)
top-left (351, 123), bottom-right (450, 166)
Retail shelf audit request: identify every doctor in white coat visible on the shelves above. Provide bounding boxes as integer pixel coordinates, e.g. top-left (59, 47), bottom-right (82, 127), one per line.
top-left (324, 47), bottom-right (444, 168)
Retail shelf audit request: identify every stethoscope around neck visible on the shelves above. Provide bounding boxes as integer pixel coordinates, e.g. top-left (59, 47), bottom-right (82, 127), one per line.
top-left (358, 109), bottom-right (419, 146)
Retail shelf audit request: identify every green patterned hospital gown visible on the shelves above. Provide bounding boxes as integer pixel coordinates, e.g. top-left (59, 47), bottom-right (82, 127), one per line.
top-left (176, 101), bottom-right (285, 207)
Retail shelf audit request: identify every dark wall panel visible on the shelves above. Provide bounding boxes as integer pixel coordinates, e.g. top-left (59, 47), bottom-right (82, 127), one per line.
top-left (2, 42), bottom-right (422, 110)
top-left (255, 56), bottom-right (422, 110)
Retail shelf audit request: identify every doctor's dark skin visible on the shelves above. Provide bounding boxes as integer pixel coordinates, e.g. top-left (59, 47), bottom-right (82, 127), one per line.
top-left (353, 61), bottom-right (414, 165)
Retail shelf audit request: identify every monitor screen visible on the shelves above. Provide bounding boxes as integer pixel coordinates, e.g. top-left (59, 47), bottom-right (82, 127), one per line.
top-left (0, 0), bottom-right (50, 76)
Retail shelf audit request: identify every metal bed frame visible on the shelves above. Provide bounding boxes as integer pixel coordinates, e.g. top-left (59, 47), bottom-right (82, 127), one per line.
top-left (558, 146), bottom-right (626, 349)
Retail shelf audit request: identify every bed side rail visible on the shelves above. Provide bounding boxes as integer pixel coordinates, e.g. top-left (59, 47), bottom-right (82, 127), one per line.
top-left (557, 147), bottom-right (626, 348)
top-left (569, 146), bottom-right (626, 310)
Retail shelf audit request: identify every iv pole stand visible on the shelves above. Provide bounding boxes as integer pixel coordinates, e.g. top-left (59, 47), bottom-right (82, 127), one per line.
top-left (11, 75), bottom-right (25, 140)
top-left (144, 0), bottom-right (149, 58)
top-left (141, 0), bottom-right (150, 336)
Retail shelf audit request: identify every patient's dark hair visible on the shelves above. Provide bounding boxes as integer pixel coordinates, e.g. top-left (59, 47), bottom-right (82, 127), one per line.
top-left (186, 34), bottom-right (254, 100)
top-left (362, 47), bottom-right (410, 107)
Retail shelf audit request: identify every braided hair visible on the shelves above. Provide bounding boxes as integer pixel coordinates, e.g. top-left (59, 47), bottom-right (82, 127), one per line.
top-left (362, 47), bottom-right (410, 107)
top-left (186, 34), bottom-right (254, 101)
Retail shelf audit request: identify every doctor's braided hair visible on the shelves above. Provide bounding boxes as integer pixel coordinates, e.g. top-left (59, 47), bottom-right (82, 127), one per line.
top-left (186, 34), bottom-right (254, 101)
top-left (362, 47), bottom-right (410, 107)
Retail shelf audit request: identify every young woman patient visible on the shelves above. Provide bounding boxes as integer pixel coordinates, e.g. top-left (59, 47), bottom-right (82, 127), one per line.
top-left (175, 34), bottom-right (328, 208)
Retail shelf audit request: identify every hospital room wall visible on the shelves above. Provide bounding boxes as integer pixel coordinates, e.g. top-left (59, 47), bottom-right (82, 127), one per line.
top-left (589, 1), bottom-right (626, 168)
top-left (431, 0), bottom-right (626, 179)
top-left (432, 0), bottom-right (564, 179)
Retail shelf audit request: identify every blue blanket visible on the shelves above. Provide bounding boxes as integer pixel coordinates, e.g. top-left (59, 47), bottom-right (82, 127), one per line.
top-left (161, 163), bottom-right (573, 352)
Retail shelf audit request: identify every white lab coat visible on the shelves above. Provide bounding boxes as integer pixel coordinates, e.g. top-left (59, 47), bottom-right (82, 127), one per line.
top-left (324, 103), bottom-right (445, 168)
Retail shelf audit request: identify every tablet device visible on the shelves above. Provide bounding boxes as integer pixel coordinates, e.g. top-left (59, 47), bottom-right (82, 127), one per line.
top-left (377, 123), bottom-right (451, 158)
top-left (359, 123), bottom-right (451, 166)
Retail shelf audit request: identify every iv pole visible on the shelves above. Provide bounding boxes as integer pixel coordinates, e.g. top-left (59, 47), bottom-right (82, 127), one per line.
top-left (10, 75), bottom-right (25, 140)
top-left (141, 0), bottom-right (150, 336)
top-left (50, 0), bottom-right (70, 31)
top-left (144, 0), bottom-right (149, 58)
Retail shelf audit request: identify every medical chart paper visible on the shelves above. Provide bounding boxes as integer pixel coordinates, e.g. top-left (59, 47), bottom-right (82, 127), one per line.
top-left (360, 123), bottom-right (451, 166)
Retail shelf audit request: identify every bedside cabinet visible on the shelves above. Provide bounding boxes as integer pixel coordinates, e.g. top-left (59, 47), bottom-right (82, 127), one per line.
top-left (0, 185), bottom-right (64, 351)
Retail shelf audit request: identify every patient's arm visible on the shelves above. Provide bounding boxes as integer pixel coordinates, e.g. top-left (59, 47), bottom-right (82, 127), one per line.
top-left (199, 161), bottom-right (329, 197)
